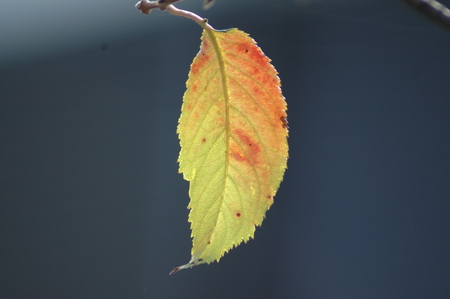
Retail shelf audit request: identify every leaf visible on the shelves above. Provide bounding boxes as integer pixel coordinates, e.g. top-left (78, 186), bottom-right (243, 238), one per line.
top-left (173, 28), bottom-right (288, 273)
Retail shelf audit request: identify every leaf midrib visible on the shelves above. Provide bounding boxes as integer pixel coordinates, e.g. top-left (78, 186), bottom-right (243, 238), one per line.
top-left (204, 28), bottom-right (231, 247)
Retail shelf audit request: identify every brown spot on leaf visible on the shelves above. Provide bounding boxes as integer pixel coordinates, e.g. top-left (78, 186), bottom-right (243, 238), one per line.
top-left (230, 129), bottom-right (261, 164)
top-left (190, 36), bottom-right (212, 75)
top-left (202, 138), bottom-right (207, 143)
top-left (236, 212), bottom-right (241, 217)
top-left (191, 62), bottom-right (200, 75)
top-left (280, 116), bottom-right (288, 129)
top-left (230, 151), bottom-right (246, 162)
top-left (253, 86), bottom-right (263, 96)
top-left (251, 65), bottom-right (260, 76)
top-left (237, 42), bottom-right (266, 65)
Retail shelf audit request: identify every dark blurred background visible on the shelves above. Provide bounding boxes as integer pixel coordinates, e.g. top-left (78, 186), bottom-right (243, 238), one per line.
top-left (1, 0), bottom-right (450, 298)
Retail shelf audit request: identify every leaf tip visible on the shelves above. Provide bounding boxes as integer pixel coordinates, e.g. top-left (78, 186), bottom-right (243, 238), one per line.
top-left (169, 257), bottom-right (206, 275)
top-left (169, 267), bottom-right (181, 275)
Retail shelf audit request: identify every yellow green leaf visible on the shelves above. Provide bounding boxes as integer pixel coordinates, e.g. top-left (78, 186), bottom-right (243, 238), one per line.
top-left (173, 28), bottom-right (288, 273)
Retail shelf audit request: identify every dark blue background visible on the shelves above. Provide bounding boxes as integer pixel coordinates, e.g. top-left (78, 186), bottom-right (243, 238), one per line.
top-left (1, 0), bottom-right (449, 298)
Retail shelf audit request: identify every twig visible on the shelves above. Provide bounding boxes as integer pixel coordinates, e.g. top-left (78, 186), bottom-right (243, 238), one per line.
top-left (136, 0), bottom-right (214, 30)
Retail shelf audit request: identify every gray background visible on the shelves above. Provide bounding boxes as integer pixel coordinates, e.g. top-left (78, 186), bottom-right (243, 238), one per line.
top-left (1, 0), bottom-right (450, 298)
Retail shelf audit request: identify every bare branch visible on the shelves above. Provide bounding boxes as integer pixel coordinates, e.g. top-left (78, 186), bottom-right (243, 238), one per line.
top-left (136, 0), bottom-right (214, 30)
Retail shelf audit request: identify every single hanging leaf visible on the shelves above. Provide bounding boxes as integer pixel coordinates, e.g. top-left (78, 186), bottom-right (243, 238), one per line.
top-left (173, 28), bottom-right (288, 273)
